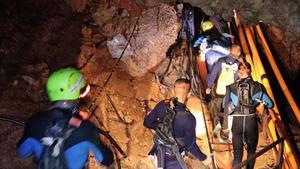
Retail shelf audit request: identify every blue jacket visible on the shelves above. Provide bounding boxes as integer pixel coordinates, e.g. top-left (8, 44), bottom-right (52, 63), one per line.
top-left (143, 100), bottom-right (207, 161)
top-left (17, 108), bottom-right (114, 169)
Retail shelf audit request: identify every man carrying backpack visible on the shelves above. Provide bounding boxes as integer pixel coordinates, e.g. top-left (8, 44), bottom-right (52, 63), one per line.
top-left (205, 44), bottom-right (243, 137)
top-left (220, 62), bottom-right (274, 169)
top-left (17, 67), bottom-right (114, 169)
top-left (143, 78), bottom-right (208, 169)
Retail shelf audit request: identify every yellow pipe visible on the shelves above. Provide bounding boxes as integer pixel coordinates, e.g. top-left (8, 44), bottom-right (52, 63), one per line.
top-left (233, 16), bottom-right (258, 81)
top-left (250, 27), bottom-right (299, 167)
top-left (269, 109), bottom-right (299, 169)
top-left (255, 24), bottom-right (300, 124)
top-left (248, 26), bottom-right (262, 83)
top-left (245, 26), bottom-right (277, 110)
top-left (245, 26), bottom-right (299, 168)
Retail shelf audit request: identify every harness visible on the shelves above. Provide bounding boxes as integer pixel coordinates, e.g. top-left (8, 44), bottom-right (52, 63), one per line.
top-left (38, 108), bottom-right (80, 169)
top-left (235, 78), bottom-right (263, 115)
top-left (153, 99), bottom-right (188, 169)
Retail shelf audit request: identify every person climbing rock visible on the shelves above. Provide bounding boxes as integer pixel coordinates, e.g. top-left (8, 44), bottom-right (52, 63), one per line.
top-left (178, 3), bottom-right (195, 42)
top-left (144, 78), bottom-right (209, 169)
top-left (205, 44), bottom-right (243, 137)
top-left (221, 62), bottom-right (274, 169)
top-left (17, 67), bottom-right (114, 169)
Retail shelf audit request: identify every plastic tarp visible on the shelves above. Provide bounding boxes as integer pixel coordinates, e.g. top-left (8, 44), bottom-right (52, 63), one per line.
top-left (107, 34), bottom-right (133, 58)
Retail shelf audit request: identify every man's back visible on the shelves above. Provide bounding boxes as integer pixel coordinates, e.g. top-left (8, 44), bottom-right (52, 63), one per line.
top-left (206, 56), bottom-right (239, 94)
top-left (18, 108), bottom-right (114, 169)
top-left (172, 101), bottom-right (196, 140)
top-left (144, 100), bottom-right (206, 161)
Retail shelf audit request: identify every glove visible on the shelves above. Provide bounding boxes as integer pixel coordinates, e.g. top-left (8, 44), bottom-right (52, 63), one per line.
top-left (220, 129), bottom-right (230, 140)
top-left (256, 103), bottom-right (265, 116)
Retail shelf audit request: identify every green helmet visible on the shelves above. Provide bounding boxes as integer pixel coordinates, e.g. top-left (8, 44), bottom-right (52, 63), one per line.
top-left (46, 68), bottom-right (87, 101)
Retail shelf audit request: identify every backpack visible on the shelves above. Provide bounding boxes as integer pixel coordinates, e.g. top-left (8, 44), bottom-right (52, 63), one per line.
top-left (38, 113), bottom-right (75, 169)
top-left (154, 99), bottom-right (178, 146)
top-left (209, 15), bottom-right (232, 47)
top-left (236, 78), bottom-right (261, 114)
top-left (216, 58), bottom-right (239, 95)
top-left (154, 98), bottom-right (188, 169)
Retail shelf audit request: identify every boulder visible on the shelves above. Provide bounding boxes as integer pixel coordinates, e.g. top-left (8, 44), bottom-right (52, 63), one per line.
top-left (122, 4), bottom-right (180, 77)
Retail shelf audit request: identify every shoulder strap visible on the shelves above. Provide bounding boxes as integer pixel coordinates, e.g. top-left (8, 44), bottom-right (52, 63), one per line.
top-left (258, 83), bottom-right (263, 101)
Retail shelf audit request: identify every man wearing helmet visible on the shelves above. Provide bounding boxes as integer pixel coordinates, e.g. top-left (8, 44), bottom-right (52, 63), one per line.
top-left (17, 67), bottom-right (114, 169)
top-left (193, 20), bottom-right (233, 73)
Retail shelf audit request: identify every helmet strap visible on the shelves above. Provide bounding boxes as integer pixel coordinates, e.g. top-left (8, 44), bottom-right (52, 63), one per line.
top-left (50, 100), bottom-right (79, 114)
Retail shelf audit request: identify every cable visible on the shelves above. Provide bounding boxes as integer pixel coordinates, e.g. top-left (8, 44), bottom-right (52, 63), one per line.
top-left (87, 12), bottom-right (142, 115)
top-left (0, 114), bottom-right (25, 126)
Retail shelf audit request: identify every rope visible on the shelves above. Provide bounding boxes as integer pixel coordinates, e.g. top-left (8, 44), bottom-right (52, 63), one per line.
top-left (0, 114), bottom-right (25, 126)
top-left (87, 12), bottom-right (142, 115)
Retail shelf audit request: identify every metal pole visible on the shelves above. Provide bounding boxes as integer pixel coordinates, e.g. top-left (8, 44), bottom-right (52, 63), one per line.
top-left (233, 137), bottom-right (285, 169)
top-left (198, 96), bottom-right (217, 169)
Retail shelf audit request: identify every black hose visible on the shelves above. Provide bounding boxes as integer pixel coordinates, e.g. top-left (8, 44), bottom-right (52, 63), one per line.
top-left (96, 126), bottom-right (127, 158)
top-left (0, 114), bottom-right (25, 126)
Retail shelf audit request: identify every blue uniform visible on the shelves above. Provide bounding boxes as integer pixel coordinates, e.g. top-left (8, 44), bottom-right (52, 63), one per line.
top-left (18, 108), bottom-right (114, 169)
top-left (144, 100), bottom-right (207, 169)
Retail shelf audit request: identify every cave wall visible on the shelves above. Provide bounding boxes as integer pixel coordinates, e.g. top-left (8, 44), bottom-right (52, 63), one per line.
top-left (60, 0), bottom-right (300, 80)
top-left (0, 0), bottom-right (299, 168)
top-left (135, 0), bottom-right (300, 81)
top-left (1, 0), bottom-right (299, 93)
top-left (0, 0), bottom-right (85, 96)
